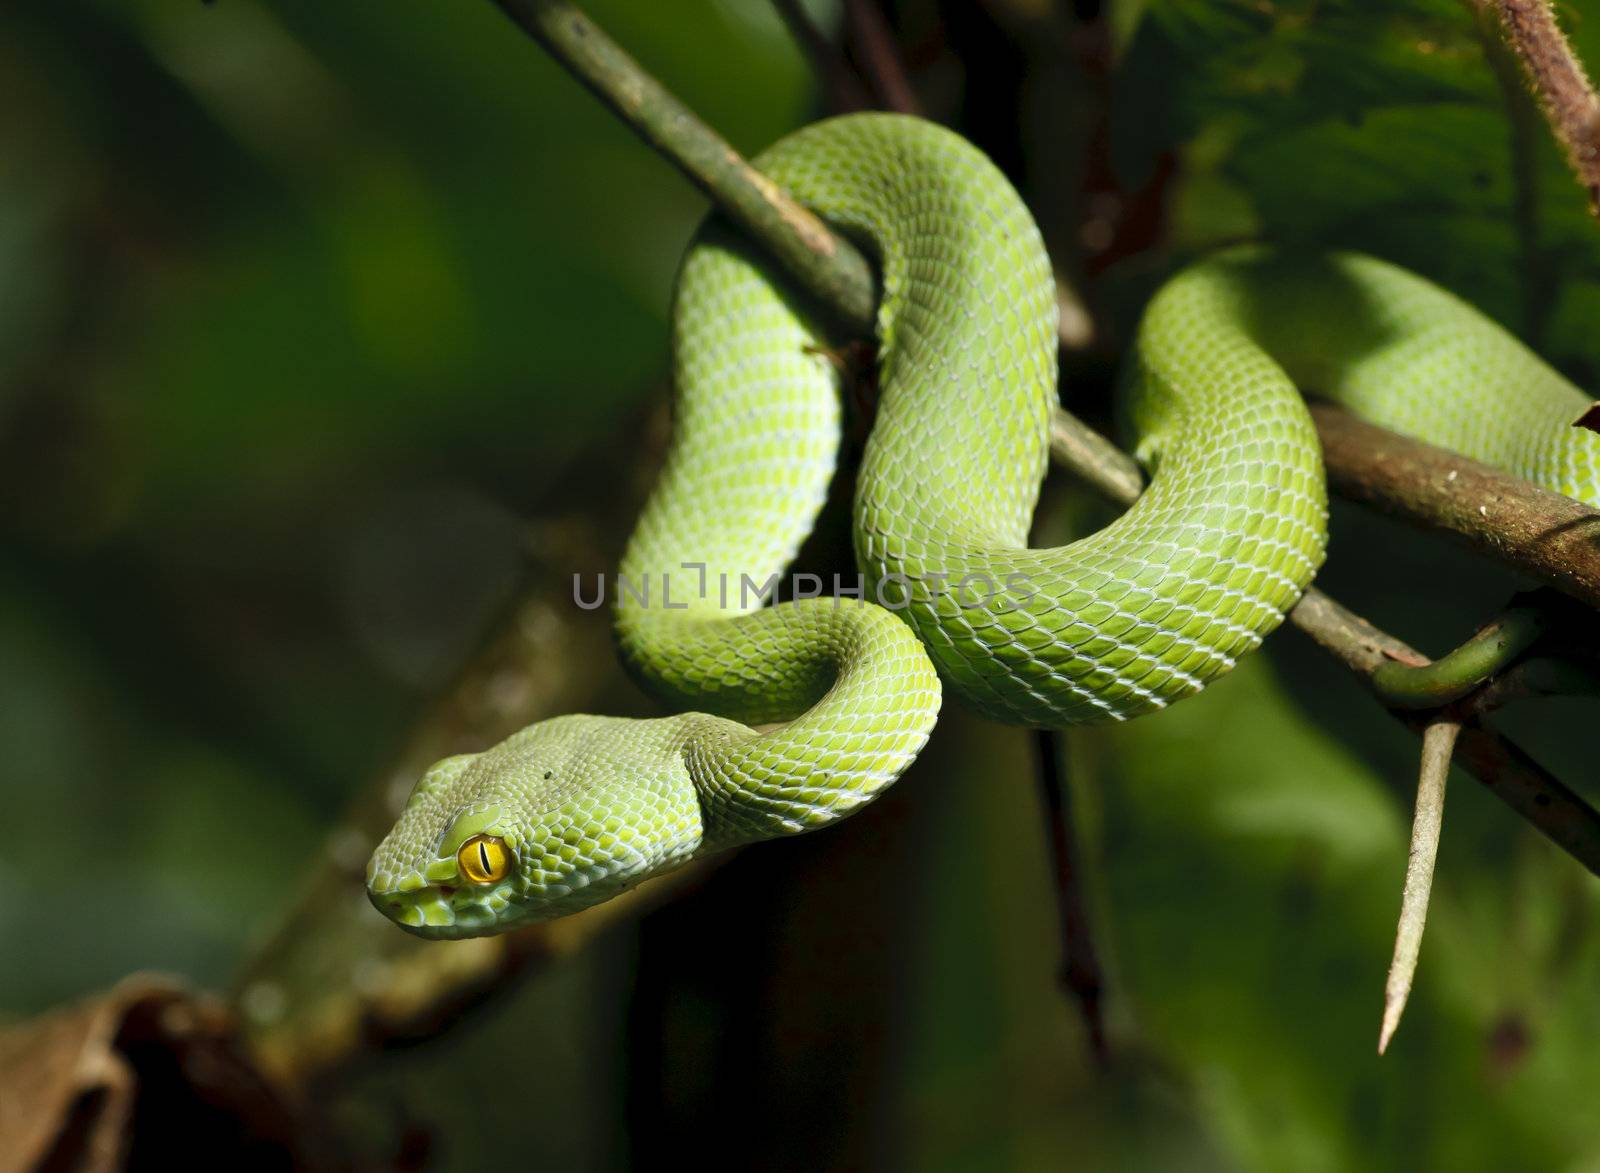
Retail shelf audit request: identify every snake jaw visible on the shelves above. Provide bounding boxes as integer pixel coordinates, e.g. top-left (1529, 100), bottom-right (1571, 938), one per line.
top-left (366, 822), bottom-right (691, 938)
top-left (365, 715), bottom-right (709, 938)
top-left (366, 871), bottom-right (517, 937)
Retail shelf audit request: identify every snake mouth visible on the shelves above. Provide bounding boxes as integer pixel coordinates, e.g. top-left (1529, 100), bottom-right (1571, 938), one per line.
top-left (366, 871), bottom-right (514, 938)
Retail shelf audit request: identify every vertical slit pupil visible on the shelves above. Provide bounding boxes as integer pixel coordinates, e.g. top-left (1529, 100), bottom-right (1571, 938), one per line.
top-left (478, 842), bottom-right (493, 874)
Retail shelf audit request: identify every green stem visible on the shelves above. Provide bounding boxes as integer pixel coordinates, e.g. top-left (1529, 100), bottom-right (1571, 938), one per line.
top-left (1371, 603), bottom-right (1549, 709)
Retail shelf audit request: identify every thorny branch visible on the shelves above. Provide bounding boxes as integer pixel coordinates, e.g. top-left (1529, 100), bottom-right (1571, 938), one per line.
top-left (1290, 589), bottom-right (1600, 877)
top-left (1380, 717), bottom-right (1462, 1055)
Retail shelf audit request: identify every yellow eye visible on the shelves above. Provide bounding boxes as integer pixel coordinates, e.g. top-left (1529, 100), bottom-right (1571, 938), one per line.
top-left (457, 834), bottom-right (512, 884)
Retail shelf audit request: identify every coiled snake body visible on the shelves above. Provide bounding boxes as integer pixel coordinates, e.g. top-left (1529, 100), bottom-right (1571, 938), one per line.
top-left (369, 115), bottom-right (1600, 937)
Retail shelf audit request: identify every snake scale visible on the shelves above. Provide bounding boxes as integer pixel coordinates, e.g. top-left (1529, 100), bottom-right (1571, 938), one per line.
top-left (368, 114), bottom-right (1600, 937)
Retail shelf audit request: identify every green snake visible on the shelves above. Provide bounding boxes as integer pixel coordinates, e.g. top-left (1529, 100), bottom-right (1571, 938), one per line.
top-left (367, 114), bottom-right (1600, 937)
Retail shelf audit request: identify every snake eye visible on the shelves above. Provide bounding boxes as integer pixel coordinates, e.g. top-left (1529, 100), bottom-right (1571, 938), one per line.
top-left (457, 834), bottom-right (512, 884)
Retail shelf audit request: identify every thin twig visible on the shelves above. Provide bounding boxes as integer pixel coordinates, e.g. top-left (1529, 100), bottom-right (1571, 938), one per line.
top-left (1472, 1), bottom-right (1555, 342)
top-left (770, 0), bottom-right (871, 111)
top-left (1480, 0), bottom-right (1600, 213)
top-left (1032, 729), bottom-right (1110, 1067)
top-left (1379, 716), bottom-right (1462, 1054)
top-left (1313, 404), bottom-right (1600, 609)
top-left (844, 0), bottom-right (922, 115)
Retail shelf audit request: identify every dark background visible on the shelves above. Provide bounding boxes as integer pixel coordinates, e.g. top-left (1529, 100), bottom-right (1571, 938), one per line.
top-left (3, 0), bottom-right (1599, 1169)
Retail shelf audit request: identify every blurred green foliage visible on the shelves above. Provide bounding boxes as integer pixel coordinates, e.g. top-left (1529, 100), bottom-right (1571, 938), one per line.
top-left (0, 0), bottom-right (813, 1003)
top-left (3, 0), bottom-right (1600, 1169)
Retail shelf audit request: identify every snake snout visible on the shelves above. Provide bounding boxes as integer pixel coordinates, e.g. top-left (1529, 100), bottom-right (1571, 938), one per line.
top-left (365, 847), bottom-right (518, 939)
top-left (365, 801), bottom-right (525, 938)
top-left (365, 880), bottom-right (509, 938)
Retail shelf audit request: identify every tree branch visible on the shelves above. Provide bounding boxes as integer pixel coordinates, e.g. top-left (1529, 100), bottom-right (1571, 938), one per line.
top-left (1479, 0), bottom-right (1600, 213)
top-left (1032, 728), bottom-right (1111, 1067)
top-left (490, 0), bottom-right (878, 334)
top-left (1313, 403), bottom-right (1600, 609)
top-left (507, 2), bottom-right (1600, 609)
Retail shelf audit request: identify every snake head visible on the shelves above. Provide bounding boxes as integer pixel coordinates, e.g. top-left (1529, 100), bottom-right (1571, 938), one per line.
top-left (366, 715), bottom-right (706, 938)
